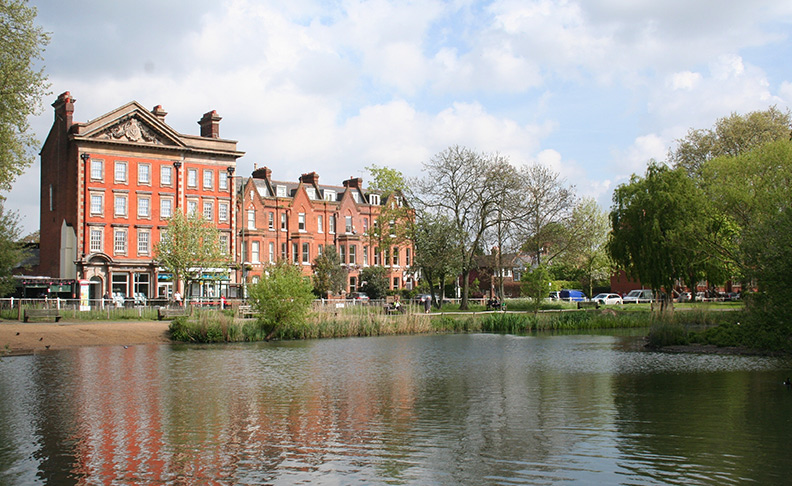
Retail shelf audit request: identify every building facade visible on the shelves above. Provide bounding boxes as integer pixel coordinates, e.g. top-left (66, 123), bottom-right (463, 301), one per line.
top-left (39, 92), bottom-right (244, 302)
top-left (236, 167), bottom-right (415, 294)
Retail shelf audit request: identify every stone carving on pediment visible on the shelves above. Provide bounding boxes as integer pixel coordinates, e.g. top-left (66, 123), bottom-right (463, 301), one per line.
top-left (98, 116), bottom-right (167, 144)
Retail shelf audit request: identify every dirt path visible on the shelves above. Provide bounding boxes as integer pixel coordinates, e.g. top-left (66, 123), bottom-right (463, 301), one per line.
top-left (0, 320), bottom-right (172, 356)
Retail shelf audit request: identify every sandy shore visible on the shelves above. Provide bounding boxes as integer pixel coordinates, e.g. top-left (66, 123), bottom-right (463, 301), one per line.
top-left (0, 320), bottom-right (172, 356)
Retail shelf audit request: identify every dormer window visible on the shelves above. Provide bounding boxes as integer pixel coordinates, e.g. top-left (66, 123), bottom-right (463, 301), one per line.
top-left (352, 192), bottom-right (360, 203)
top-left (276, 185), bottom-right (287, 197)
top-left (324, 190), bottom-right (336, 201)
top-left (369, 194), bottom-right (380, 205)
top-left (306, 187), bottom-right (317, 200)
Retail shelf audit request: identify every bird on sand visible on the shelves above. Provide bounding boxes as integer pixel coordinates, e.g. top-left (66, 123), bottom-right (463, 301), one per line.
top-left (16, 332), bottom-right (19, 335)
top-left (39, 337), bottom-right (43, 341)
top-left (45, 345), bottom-right (50, 350)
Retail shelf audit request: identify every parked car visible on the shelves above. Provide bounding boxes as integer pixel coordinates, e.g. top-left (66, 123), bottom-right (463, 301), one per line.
top-left (348, 292), bottom-right (369, 302)
top-left (592, 293), bottom-right (623, 305)
top-left (623, 289), bottom-right (653, 304)
top-left (726, 291), bottom-right (741, 301)
top-left (547, 291), bottom-right (560, 301)
top-left (416, 294), bottom-right (433, 303)
top-left (677, 292), bottom-right (692, 302)
top-left (559, 289), bottom-right (586, 302)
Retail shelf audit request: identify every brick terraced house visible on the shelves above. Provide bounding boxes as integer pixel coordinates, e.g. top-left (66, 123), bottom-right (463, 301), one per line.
top-left (236, 167), bottom-right (416, 295)
top-left (39, 92), bottom-right (243, 302)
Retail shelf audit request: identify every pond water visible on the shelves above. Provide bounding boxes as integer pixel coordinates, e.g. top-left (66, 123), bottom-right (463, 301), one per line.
top-left (0, 333), bottom-right (790, 485)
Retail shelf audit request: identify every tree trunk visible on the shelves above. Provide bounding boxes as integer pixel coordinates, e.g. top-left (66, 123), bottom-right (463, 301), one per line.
top-left (460, 269), bottom-right (470, 310)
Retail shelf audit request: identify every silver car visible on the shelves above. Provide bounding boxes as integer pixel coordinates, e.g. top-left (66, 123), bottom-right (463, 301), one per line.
top-left (593, 293), bottom-right (623, 305)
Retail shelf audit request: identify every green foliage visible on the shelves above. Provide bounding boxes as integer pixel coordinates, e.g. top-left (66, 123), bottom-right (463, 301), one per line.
top-left (413, 212), bottom-right (463, 307)
top-left (0, 203), bottom-right (27, 296)
top-left (248, 260), bottom-right (314, 336)
top-left (0, 1), bottom-right (50, 190)
top-left (670, 106), bottom-right (792, 177)
top-left (646, 322), bottom-right (689, 348)
top-left (154, 211), bottom-right (229, 295)
top-left (311, 246), bottom-right (347, 297)
top-left (520, 264), bottom-right (552, 314)
top-left (609, 162), bottom-right (717, 299)
top-left (360, 265), bottom-right (389, 300)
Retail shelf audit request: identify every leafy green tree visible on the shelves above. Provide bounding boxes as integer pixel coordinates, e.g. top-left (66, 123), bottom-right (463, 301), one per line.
top-left (553, 198), bottom-right (611, 297)
top-left (608, 162), bottom-right (713, 308)
top-left (360, 265), bottom-right (388, 300)
top-left (365, 164), bottom-right (413, 261)
top-left (413, 212), bottom-right (463, 308)
top-left (311, 246), bottom-right (346, 297)
top-left (248, 260), bottom-right (314, 340)
top-left (520, 264), bottom-right (552, 315)
top-left (0, 202), bottom-right (27, 296)
top-left (0, 1), bottom-right (50, 190)
top-left (154, 211), bottom-right (229, 297)
top-left (670, 106), bottom-right (791, 177)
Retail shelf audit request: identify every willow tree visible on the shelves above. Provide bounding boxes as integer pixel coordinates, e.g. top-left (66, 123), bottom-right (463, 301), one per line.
top-left (608, 162), bottom-right (712, 309)
top-left (154, 211), bottom-right (229, 297)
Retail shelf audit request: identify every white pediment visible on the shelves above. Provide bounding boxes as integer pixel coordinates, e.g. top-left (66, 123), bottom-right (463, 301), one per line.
top-left (95, 115), bottom-right (173, 145)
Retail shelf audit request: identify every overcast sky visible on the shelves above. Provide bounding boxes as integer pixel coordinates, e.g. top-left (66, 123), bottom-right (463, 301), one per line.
top-left (5, 0), bottom-right (792, 235)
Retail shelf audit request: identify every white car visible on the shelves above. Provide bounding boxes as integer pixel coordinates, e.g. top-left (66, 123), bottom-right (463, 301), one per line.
top-left (623, 289), bottom-right (653, 304)
top-left (593, 293), bottom-right (623, 305)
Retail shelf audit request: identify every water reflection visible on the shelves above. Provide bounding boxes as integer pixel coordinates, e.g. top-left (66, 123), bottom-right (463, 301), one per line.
top-left (0, 334), bottom-right (790, 485)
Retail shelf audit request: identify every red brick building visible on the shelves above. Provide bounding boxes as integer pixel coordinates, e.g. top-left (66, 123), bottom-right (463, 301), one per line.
top-left (39, 92), bottom-right (243, 301)
top-left (237, 167), bottom-right (415, 294)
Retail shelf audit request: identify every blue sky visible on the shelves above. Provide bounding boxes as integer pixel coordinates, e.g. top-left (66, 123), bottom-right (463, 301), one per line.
top-left (6, 0), bottom-right (792, 235)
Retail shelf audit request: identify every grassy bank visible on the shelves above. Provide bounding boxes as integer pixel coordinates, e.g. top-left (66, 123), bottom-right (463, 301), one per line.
top-left (168, 306), bottom-right (744, 344)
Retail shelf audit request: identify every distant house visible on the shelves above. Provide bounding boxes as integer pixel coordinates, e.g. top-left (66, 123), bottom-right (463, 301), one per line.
top-left (470, 251), bottom-right (533, 298)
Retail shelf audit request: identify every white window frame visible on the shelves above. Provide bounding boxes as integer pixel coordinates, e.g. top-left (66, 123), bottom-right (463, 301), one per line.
top-left (317, 215), bottom-right (323, 233)
top-left (115, 161), bottom-right (127, 183)
top-left (138, 163), bottom-right (151, 184)
top-left (90, 228), bottom-right (102, 252)
top-left (268, 212), bottom-right (274, 230)
top-left (203, 169), bottom-right (213, 190)
top-left (90, 159), bottom-right (103, 181)
top-left (369, 194), bottom-right (380, 205)
top-left (219, 171), bottom-right (228, 190)
top-left (324, 190), bottom-right (335, 201)
top-left (276, 185), bottom-right (287, 197)
top-left (329, 215), bottom-right (336, 234)
top-left (138, 230), bottom-right (150, 255)
top-left (137, 196), bottom-right (150, 218)
top-left (268, 242), bottom-right (274, 263)
top-left (302, 242), bottom-right (310, 264)
top-left (90, 193), bottom-right (103, 215)
top-left (187, 168), bottom-right (198, 188)
top-left (187, 199), bottom-right (198, 215)
top-left (251, 241), bottom-right (260, 263)
top-left (160, 165), bottom-right (172, 186)
top-left (203, 200), bottom-right (213, 221)
top-left (219, 202), bottom-right (229, 221)
top-left (114, 194), bottom-right (127, 217)
top-left (281, 213), bottom-right (287, 231)
top-left (247, 210), bottom-right (255, 230)
top-left (114, 229), bottom-right (127, 254)
top-left (298, 212), bottom-right (306, 232)
top-left (160, 198), bottom-right (173, 219)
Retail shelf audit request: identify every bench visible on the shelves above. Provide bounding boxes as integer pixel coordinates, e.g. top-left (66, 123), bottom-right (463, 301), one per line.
top-left (158, 307), bottom-right (190, 320)
top-left (577, 301), bottom-right (600, 310)
top-left (237, 305), bottom-right (255, 318)
top-left (384, 297), bottom-right (404, 315)
top-left (24, 308), bottom-right (61, 323)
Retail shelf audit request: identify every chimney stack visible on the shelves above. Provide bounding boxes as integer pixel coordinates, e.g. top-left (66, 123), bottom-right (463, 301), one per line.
top-left (198, 110), bottom-right (222, 138)
top-left (152, 105), bottom-right (167, 122)
top-left (300, 172), bottom-right (320, 185)
top-left (52, 92), bottom-right (75, 130)
top-left (252, 166), bottom-right (272, 180)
